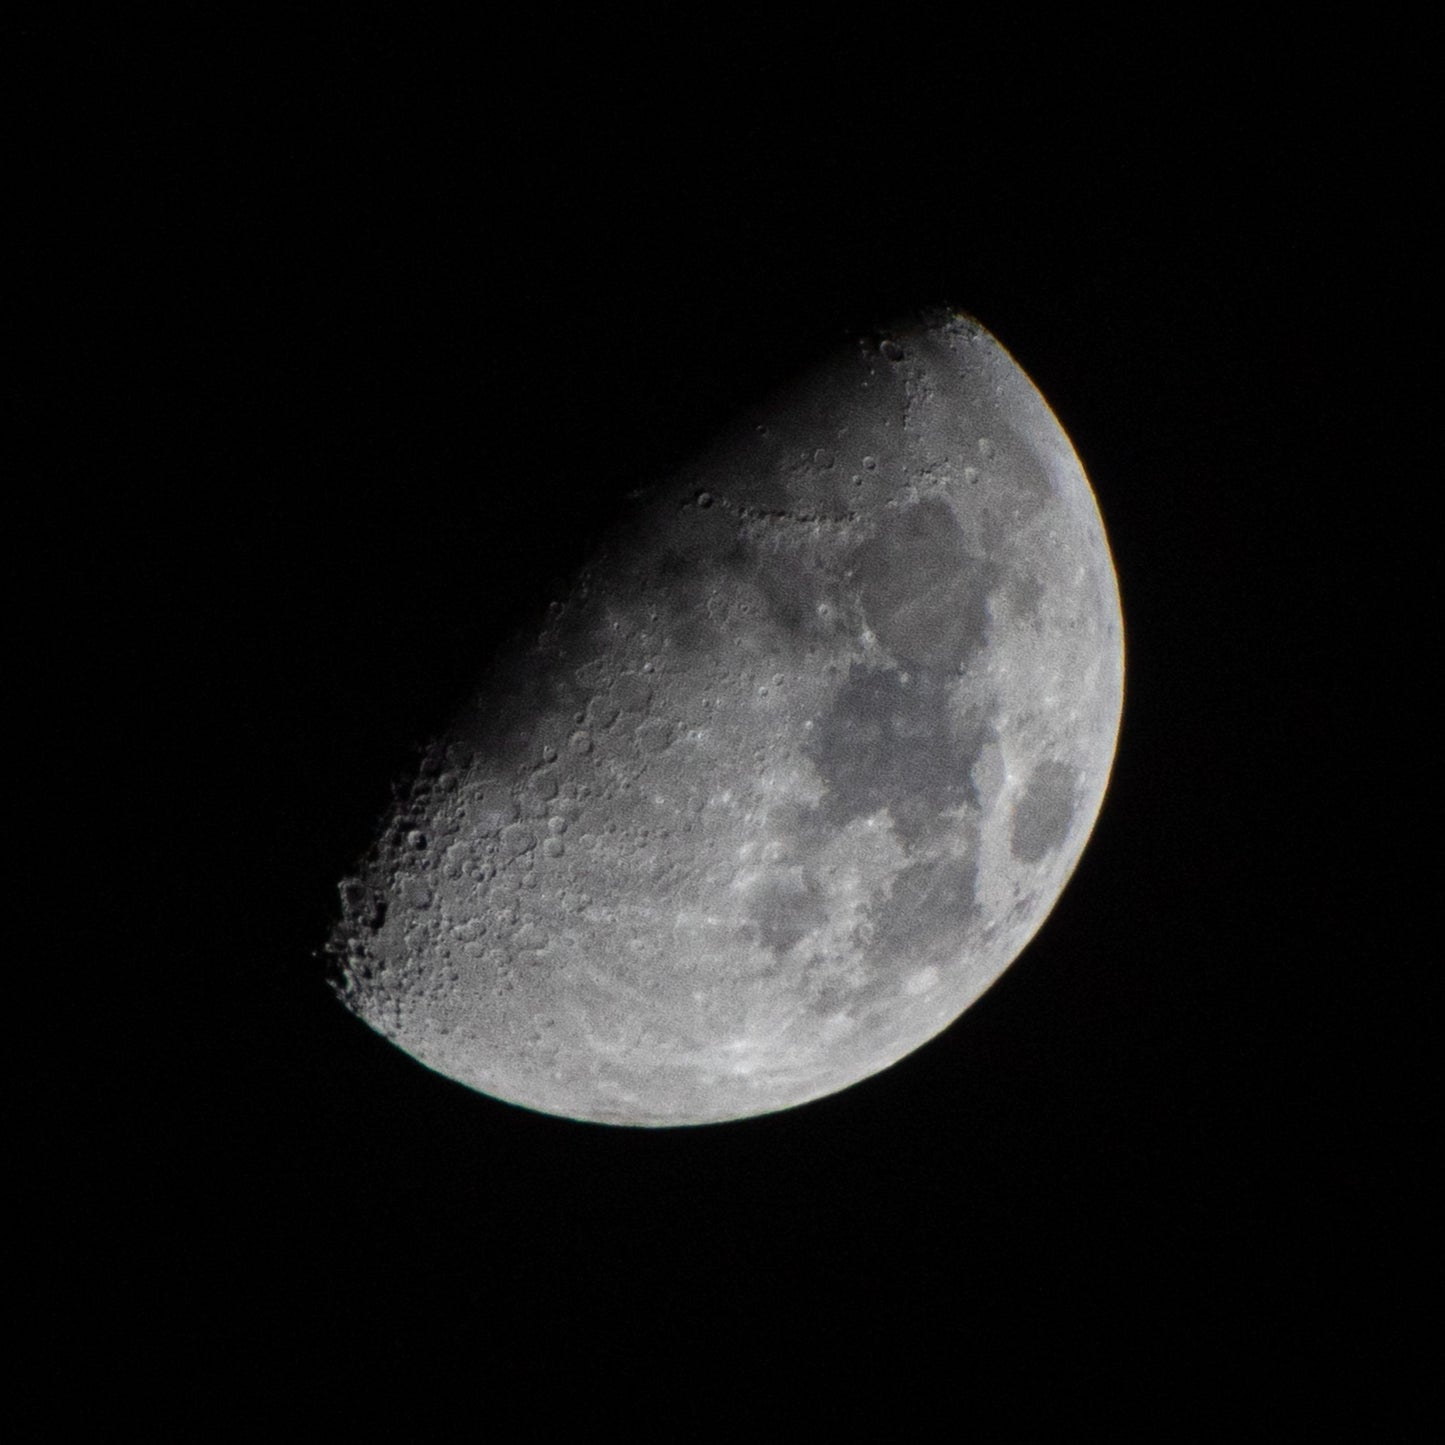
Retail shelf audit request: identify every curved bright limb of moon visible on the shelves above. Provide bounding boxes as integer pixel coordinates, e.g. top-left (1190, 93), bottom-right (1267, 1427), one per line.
top-left (329, 309), bottom-right (1124, 1126)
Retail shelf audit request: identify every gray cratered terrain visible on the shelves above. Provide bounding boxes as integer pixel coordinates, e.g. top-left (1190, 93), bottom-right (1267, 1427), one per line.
top-left (329, 309), bottom-right (1124, 1125)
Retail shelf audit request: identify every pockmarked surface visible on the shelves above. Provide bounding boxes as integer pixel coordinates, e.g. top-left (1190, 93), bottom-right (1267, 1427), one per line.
top-left (330, 311), bottom-right (1124, 1125)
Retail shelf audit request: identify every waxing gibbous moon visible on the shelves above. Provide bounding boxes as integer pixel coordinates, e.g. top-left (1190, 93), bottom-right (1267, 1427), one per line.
top-left (329, 309), bottom-right (1124, 1126)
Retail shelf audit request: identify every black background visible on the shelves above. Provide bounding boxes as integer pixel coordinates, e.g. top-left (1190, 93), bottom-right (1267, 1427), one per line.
top-left (47, 19), bottom-right (1424, 1414)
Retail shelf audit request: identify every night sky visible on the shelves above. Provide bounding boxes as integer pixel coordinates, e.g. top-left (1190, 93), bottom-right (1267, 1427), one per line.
top-left (45, 20), bottom-right (1422, 1414)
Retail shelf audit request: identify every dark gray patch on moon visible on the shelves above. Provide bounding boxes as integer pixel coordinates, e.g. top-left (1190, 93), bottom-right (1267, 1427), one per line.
top-left (806, 662), bottom-right (987, 846)
top-left (747, 868), bottom-right (828, 958)
top-left (754, 556), bottom-right (825, 643)
top-left (1002, 572), bottom-right (1044, 624)
top-left (1010, 760), bottom-right (1079, 862)
top-left (854, 498), bottom-right (995, 671)
top-left (609, 673), bottom-right (653, 716)
top-left (865, 851), bottom-right (981, 971)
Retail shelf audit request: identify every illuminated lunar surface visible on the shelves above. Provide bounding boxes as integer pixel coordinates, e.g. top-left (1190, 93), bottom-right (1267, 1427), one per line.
top-left (329, 310), bottom-right (1124, 1125)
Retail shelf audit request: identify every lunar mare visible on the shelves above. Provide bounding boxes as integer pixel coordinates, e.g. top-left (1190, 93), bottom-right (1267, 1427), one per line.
top-left (329, 310), bottom-right (1123, 1126)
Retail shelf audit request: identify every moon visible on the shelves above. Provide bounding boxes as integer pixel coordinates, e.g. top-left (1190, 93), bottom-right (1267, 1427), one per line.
top-left (328, 309), bottom-right (1124, 1126)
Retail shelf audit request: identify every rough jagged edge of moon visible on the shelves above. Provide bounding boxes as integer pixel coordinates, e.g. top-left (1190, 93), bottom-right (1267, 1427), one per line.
top-left (326, 308), bottom-right (1123, 1125)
